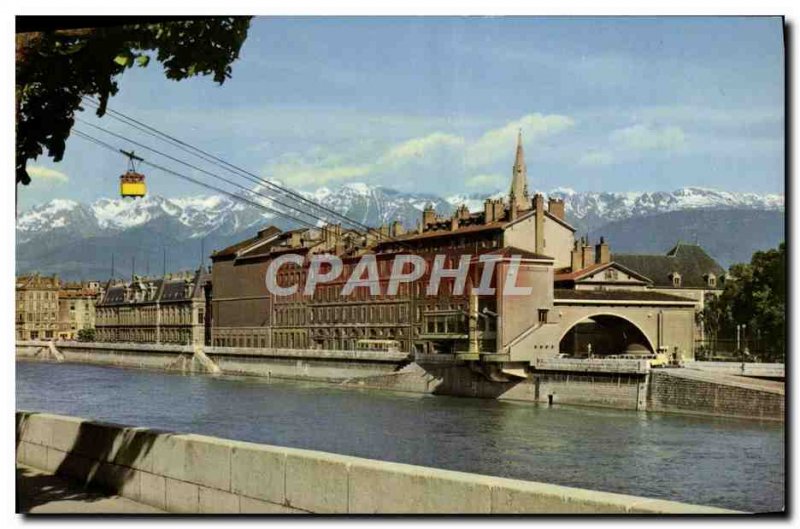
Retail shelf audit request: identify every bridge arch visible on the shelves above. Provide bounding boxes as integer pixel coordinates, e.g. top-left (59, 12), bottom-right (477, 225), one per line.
top-left (557, 312), bottom-right (657, 357)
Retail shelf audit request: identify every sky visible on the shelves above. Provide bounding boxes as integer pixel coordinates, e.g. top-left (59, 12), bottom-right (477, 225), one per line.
top-left (19, 16), bottom-right (785, 211)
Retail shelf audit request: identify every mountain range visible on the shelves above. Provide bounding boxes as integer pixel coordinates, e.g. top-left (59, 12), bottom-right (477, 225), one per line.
top-left (16, 183), bottom-right (784, 280)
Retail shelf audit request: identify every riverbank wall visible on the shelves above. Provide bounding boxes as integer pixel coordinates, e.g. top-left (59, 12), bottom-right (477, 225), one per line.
top-left (16, 340), bottom-right (406, 382)
top-left (15, 410), bottom-right (738, 514)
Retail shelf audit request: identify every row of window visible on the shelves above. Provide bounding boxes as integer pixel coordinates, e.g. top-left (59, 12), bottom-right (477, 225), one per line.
top-left (16, 291), bottom-right (57, 301)
top-left (96, 328), bottom-right (194, 344)
top-left (97, 306), bottom-right (202, 325)
top-left (17, 312), bottom-right (58, 322)
top-left (21, 330), bottom-right (54, 339)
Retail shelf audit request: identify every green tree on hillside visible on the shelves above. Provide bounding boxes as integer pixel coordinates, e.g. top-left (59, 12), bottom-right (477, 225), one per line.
top-left (15, 17), bottom-right (252, 187)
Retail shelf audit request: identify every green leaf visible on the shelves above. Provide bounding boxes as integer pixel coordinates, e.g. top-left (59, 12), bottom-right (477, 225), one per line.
top-left (113, 54), bottom-right (132, 67)
top-left (136, 55), bottom-right (151, 67)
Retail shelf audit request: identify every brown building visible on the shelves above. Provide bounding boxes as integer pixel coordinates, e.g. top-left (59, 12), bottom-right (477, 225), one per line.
top-left (16, 273), bottom-right (60, 340)
top-left (57, 282), bottom-right (102, 340)
top-left (209, 132), bottom-right (567, 356)
top-left (95, 269), bottom-right (210, 345)
top-left (204, 132), bottom-right (714, 365)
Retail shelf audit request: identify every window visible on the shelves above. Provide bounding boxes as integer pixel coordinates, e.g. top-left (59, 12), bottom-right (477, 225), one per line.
top-left (670, 272), bottom-right (682, 287)
top-left (538, 309), bottom-right (549, 324)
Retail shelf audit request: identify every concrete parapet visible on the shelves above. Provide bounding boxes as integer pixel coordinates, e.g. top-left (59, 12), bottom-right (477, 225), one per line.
top-left (684, 361), bottom-right (784, 380)
top-left (16, 410), bottom-right (740, 514)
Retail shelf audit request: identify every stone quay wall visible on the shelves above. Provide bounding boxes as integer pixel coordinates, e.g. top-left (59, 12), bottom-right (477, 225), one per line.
top-left (16, 340), bottom-right (406, 382)
top-left (15, 411), bottom-right (738, 514)
top-left (648, 370), bottom-right (785, 421)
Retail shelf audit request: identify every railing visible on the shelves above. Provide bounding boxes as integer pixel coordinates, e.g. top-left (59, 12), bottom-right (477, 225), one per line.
top-left (694, 338), bottom-right (783, 363)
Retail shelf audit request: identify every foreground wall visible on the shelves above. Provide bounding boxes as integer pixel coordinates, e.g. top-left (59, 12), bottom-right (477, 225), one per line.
top-left (15, 411), bottom-right (737, 514)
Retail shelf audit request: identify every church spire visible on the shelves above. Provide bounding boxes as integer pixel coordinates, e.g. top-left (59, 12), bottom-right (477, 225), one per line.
top-left (510, 129), bottom-right (530, 211)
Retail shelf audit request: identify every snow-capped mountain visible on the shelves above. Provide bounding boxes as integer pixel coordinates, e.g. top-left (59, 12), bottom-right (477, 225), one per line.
top-left (16, 183), bottom-right (784, 279)
top-left (447, 186), bottom-right (784, 233)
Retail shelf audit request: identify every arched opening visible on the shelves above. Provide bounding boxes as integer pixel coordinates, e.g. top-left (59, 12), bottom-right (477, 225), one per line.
top-left (559, 314), bottom-right (654, 358)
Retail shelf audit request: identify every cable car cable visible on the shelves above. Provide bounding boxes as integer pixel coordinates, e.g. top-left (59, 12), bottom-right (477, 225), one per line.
top-left (80, 97), bottom-right (379, 235)
top-left (71, 129), bottom-right (322, 230)
top-left (75, 119), bottom-right (329, 228)
top-left (79, 96), bottom-right (406, 245)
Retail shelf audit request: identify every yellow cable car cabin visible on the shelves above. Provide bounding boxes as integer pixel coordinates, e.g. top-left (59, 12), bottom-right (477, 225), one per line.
top-left (119, 149), bottom-right (147, 198)
top-left (120, 171), bottom-right (146, 198)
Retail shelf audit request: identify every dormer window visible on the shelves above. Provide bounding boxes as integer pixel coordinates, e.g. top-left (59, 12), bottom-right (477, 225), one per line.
top-left (705, 273), bottom-right (717, 288)
top-left (669, 272), bottom-right (682, 287)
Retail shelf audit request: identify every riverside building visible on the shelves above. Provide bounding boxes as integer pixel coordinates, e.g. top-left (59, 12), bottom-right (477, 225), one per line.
top-left (15, 273), bottom-right (60, 340)
top-left (208, 133), bottom-right (704, 368)
top-left (95, 269), bottom-right (210, 345)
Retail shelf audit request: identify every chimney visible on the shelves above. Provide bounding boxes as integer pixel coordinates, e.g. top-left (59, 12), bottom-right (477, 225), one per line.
top-left (484, 199), bottom-right (495, 224)
top-left (390, 220), bottom-right (405, 237)
top-left (582, 238), bottom-right (595, 268)
top-left (457, 204), bottom-right (470, 220)
top-left (595, 236), bottom-right (610, 264)
top-left (548, 198), bottom-right (565, 220)
top-left (422, 204), bottom-right (437, 230)
top-left (534, 193), bottom-right (545, 254)
top-left (493, 199), bottom-right (504, 222)
top-left (571, 241), bottom-right (583, 271)
top-left (509, 200), bottom-right (518, 221)
top-left (450, 217), bottom-right (459, 231)
top-left (296, 231), bottom-right (308, 248)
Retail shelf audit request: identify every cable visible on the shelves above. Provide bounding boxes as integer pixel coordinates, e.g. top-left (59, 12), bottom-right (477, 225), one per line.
top-left (80, 97), bottom-right (415, 248)
top-left (80, 96), bottom-right (386, 237)
top-left (71, 129), bottom-right (321, 230)
top-left (75, 118), bottom-right (327, 229)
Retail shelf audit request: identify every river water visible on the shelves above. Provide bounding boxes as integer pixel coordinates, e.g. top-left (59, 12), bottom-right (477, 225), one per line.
top-left (16, 361), bottom-right (784, 512)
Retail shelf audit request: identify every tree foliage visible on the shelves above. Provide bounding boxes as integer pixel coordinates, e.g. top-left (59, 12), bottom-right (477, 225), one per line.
top-left (16, 18), bottom-right (252, 185)
top-left (77, 327), bottom-right (96, 342)
top-left (701, 242), bottom-right (786, 361)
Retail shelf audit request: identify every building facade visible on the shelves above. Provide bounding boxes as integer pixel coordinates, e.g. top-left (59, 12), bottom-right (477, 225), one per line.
top-left (57, 282), bottom-right (102, 340)
top-left (16, 274), bottom-right (60, 340)
top-left (207, 132), bottom-right (705, 364)
top-left (210, 132), bottom-right (563, 356)
top-left (95, 269), bottom-right (209, 345)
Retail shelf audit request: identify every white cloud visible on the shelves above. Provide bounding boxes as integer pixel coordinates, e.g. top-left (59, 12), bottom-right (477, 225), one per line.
top-left (382, 132), bottom-right (464, 164)
top-left (261, 113), bottom-right (575, 191)
top-left (578, 151), bottom-right (615, 166)
top-left (610, 123), bottom-right (686, 151)
top-left (467, 113), bottom-right (575, 167)
top-left (27, 166), bottom-right (69, 183)
top-left (466, 173), bottom-right (505, 189)
top-left (269, 162), bottom-right (372, 187)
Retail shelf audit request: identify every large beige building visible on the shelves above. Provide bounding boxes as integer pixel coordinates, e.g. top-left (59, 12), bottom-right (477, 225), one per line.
top-left (16, 274), bottom-right (60, 340)
top-left (208, 132), bottom-right (705, 366)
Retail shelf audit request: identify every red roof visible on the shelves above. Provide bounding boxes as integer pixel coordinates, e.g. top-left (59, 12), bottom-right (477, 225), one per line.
top-left (553, 262), bottom-right (607, 282)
